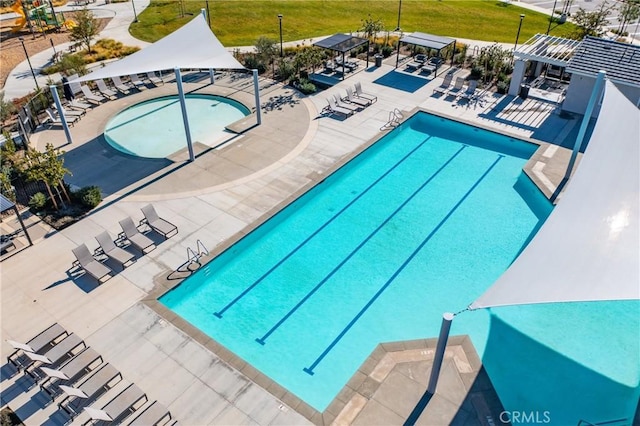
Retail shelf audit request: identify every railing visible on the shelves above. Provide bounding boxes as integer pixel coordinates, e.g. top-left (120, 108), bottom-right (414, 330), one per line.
top-left (380, 108), bottom-right (404, 131)
top-left (186, 239), bottom-right (209, 265)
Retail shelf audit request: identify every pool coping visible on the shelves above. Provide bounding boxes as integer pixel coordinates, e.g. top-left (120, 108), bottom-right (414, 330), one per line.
top-left (140, 107), bottom-right (548, 424)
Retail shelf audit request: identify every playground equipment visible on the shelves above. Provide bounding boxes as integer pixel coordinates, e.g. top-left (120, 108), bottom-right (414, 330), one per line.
top-left (10, 0), bottom-right (76, 33)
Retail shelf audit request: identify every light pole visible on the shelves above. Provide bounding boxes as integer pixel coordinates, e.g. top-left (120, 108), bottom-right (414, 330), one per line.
top-left (205, 0), bottom-right (211, 27)
top-left (547, 0), bottom-right (558, 34)
top-left (278, 14), bottom-right (283, 57)
top-left (395, 0), bottom-right (402, 31)
top-left (514, 14), bottom-right (525, 53)
top-left (19, 37), bottom-right (39, 91)
top-left (132, 0), bottom-right (138, 23)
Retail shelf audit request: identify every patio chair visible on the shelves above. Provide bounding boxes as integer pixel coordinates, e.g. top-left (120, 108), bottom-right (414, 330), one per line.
top-left (405, 60), bottom-right (423, 72)
top-left (52, 104), bottom-right (85, 118)
top-left (344, 87), bottom-right (370, 108)
top-left (324, 96), bottom-right (354, 118)
top-left (146, 71), bottom-right (164, 86)
top-left (333, 94), bottom-right (359, 112)
top-left (433, 73), bottom-right (454, 95)
top-left (354, 82), bottom-right (377, 103)
top-left (40, 347), bottom-right (103, 400)
top-left (111, 76), bottom-right (132, 94)
top-left (445, 77), bottom-right (465, 97)
top-left (459, 79), bottom-right (479, 100)
top-left (129, 74), bottom-right (147, 90)
top-left (72, 243), bottom-right (113, 283)
top-left (66, 99), bottom-right (92, 112)
top-left (22, 333), bottom-right (85, 381)
top-left (95, 231), bottom-right (136, 267)
top-left (95, 79), bottom-right (118, 100)
top-left (80, 85), bottom-right (106, 104)
top-left (6, 323), bottom-right (68, 369)
top-left (83, 383), bottom-right (147, 424)
top-left (58, 363), bottom-right (122, 419)
top-left (128, 400), bottom-right (173, 426)
top-left (45, 108), bottom-right (80, 127)
top-left (140, 204), bottom-right (178, 239)
top-left (118, 217), bottom-right (156, 253)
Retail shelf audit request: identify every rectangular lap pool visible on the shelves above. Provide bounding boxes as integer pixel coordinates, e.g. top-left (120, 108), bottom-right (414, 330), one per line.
top-left (160, 112), bottom-right (552, 411)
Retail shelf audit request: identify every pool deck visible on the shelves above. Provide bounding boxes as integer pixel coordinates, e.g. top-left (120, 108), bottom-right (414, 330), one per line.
top-left (1, 63), bottom-right (580, 425)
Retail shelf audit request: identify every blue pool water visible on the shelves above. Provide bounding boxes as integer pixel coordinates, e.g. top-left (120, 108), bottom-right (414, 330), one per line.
top-left (161, 112), bottom-right (553, 411)
top-left (104, 94), bottom-right (249, 158)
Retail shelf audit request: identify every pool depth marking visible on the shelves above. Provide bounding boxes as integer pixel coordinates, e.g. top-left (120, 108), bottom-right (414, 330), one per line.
top-left (303, 155), bottom-right (504, 375)
top-left (255, 145), bottom-right (468, 346)
top-left (213, 135), bottom-right (435, 318)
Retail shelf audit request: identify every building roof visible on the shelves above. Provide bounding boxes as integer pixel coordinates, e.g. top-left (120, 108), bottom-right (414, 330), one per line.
top-left (399, 32), bottom-right (456, 51)
top-left (566, 36), bottom-right (640, 88)
top-left (313, 34), bottom-right (368, 53)
top-left (515, 34), bottom-right (581, 67)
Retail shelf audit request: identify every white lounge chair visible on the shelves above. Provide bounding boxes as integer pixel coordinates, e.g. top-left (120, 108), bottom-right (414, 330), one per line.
top-left (52, 104), bottom-right (84, 118)
top-left (140, 204), bottom-right (178, 238)
top-left (446, 77), bottom-right (466, 97)
top-left (459, 79), bottom-right (479, 100)
top-left (146, 71), bottom-right (163, 86)
top-left (119, 217), bottom-right (156, 253)
top-left (325, 96), bottom-right (354, 118)
top-left (72, 243), bottom-right (112, 283)
top-left (344, 86), bottom-right (370, 108)
top-left (95, 79), bottom-right (118, 100)
top-left (95, 231), bottom-right (136, 267)
top-left (354, 82), bottom-right (377, 103)
top-left (66, 99), bottom-right (92, 112)
top-left (129, 74), bottom-right (147, 90)
top-left (433, 73), bottom-right (454, 95)
top-left (111, 76), bottom-right (132, 94)
top-left (45, 108), bottom-right (80, 127)
top-left (333, 94), bottom-right (359, 112)
top-left (80, 85), bottom-right (106, 104)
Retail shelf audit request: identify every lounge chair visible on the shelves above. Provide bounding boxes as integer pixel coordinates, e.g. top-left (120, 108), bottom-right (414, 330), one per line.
top-left (6, 323), bottom-right (68, 369)
top-left (95, 79), bottom-right (118, 100)
top-left (433, 73), bottom-right (454, 95)
top-left (53, 104), bottom-right (84, 118)
top-left (354, 82), bottom-right (377, 103)
top-left (72, 243), bottom-right (113, 283)
top-left (66, 99), bottom-right (92, 112)
top-left (111, 76), bottom-right (132, 94)
top-left (325, 96), bottom-right (354, 118)
top-left (80, 85), bottom-right (106, 104)
top-left (459, 79), bottom-right (479, 100)
top-left (95, 231), bottom-right (136, 267)
top-left (140, 204), bottom-right (178, 239)
top-left (333, 94), bottom-right (359, 112)
top-left (58, 363), bottom-right (122, 418)
top-left (118, 217), bottom-right (156, 253)
top-left (40, 347), bottom-right (103, 400)
top-left (128, 400), bottom-right (172, 426)
top-left (22, 333), bottom-right (85, 380)
top-left (129, 74), bottom-right (147, 90)
top-left (344, 87), bottom-right (370, 108)
top-left (146, 71), bottom-right (163, 86)
top-left (45, 108), bottom-right (80, 127)
top-left (446, 77), bottom-right (466, 97)
top-left (83, 383), bottom-right (147, 424)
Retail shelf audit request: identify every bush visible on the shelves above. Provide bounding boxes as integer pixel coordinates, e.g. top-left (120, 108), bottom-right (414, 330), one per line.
top-left (29, 192), bottom-right (47, 211)
top-left (243, 55), bottom-right (266, 74)
top-left (77, 186), bottom-right (102, 208)
top-left (496, 81), bottom-right (509, 94)
top-left (297, 80), bottom-right (316, 95)
top-left (470, 65), bottom-right (484, 80)
top-left (381, 45), bottom-right (394, 58)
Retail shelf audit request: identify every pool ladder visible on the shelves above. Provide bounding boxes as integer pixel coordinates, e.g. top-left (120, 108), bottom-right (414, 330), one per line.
top-left (380, 108), bottom-right (404, 131)
top-left (187, 239), bottom-right (209, 265)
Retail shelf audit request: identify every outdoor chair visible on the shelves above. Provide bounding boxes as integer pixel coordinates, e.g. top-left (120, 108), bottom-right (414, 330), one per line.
top-left (354, 82), bottom-right (377, 103)
top-left (52, 104), bottom-right (84, 118)
top-left (333, 94), bottom-right (359, 112)
top-left (128, 400), bottom-right (173, 426)
top-left (7, 323), bottom-right (68, 369)
top-left (433, 73), bottom-right (454, 95)
top-left (40, 347), bottom-right (103, 400)
top-left (80, 85), bottom-right (106, 104)
top-left (140, 204), bottom-right (178, 239)
top-left (95, 231), bottom-right (136, 267)
top-left (66, 99), bottom-right (92, 112)
top-left (146, 71), bottom-right (164, 86)
top-left (325, 96), bottom-right (354, 118)
top-left (72, 243), bottom-right (113, 283)
top-left (445, 77), bottom-right (466, 97)
top-left (344, 87), bottom-right (370, 108)
top-left (58, 363), bottom-right (122, 419)
top-left (83, 383), bottom-right (147, 425)
top-left (1, 236), bottom-right (16, 253)
top-left (22, 333), bottom-right (85, 381)
top-left (111, 76), bottom-right (132, 94)
top-left (129, 74), bottom-right (147, 90)
top-left (118, 217), bottom-right (156, 253)
top-left (67, 74), bottom-right (83, 98)
top-left (459, 79), bottom-right (479, 101)
top-left (405, 60), bottom-right (423, 72)
top-left (45, 108), bottom-right (80, 127)
top-left (95, 79), bottom-right (118, 100)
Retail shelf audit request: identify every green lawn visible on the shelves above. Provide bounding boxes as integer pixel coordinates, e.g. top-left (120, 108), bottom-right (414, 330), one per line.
top-left (130, 0), bottom-right (577, 46)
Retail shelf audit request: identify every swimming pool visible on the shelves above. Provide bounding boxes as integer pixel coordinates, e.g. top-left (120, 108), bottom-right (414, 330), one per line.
top-left (160, 112), bottom-right (552, 411)
top-left (104, 94), bottom-right (250, 158)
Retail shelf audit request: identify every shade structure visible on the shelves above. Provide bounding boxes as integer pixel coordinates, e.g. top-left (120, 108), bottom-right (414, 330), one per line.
top-left (398, 32), bottom-right (456, 51)
top-left (73, 14), bottom-right (244, 84)
top-left (470, 80), bottom-right (639, 309)
top-left (313, 33), bottom-right (368, 53)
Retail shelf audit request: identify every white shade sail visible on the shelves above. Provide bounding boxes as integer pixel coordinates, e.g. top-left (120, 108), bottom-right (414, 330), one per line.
top-left (73, 14), bottom-right (245, 84)
top-left (470, 81), bottom-right (640, 309)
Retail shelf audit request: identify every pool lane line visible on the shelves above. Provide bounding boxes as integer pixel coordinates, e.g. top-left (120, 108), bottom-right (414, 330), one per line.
top-left (303, 154), bottom-right (504, 376)
top-left (255, 145), bottom-right (468, 346)
top-left (213, 135), bottom-right (436, 318)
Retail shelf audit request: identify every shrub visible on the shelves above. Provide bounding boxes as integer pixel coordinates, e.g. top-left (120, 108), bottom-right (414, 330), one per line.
top-left (381, 45), bottom-right (394, 58)
top-left (496, 81), bottom-right (509, 94)
top-left (470, 65), bottom-right (484, 80)
top-left (77, 186), bottom-right (102, 208)
top-left (29, 192), bottom-right (47, 211)
top-left (243, 55), bottom-right (266, 74)
top-left (298, 79), bottom-right (316, 94)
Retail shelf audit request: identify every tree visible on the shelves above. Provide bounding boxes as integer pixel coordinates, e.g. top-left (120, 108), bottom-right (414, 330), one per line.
top-left (361, 15), bottom-right (384, 42)
top-left (0, 91), bottom-right (17, 125)
top-left (22, 144), bottom-right (71, 210)
top-left (617, 0), bottom-right (640, 34)
top-left (70, 7), bottom-right (99, 53)
top-left (573, 0), bottom-right (616, 38)
top-left (254, 36), bottom-right (278, 67)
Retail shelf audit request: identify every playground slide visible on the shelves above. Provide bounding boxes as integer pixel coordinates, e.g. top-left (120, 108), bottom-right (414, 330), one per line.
top-left (10, 0), bottom-right (27, 33)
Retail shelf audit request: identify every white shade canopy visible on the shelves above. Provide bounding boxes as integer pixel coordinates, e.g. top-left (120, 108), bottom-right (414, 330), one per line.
top-left (470, 81), bottom-right (640, 309)
top-left (73, 14), bottom-right (245, 84)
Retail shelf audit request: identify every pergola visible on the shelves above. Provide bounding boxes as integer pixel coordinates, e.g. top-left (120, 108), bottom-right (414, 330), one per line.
top-left (395, 32), bottom-right (456, 77)
top-left (0, 194), bottom-right (32, 251)
top-left (313, 34), bottom-right (369, 80)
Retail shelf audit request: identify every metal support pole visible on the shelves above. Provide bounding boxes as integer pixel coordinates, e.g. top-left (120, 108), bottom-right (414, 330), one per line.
top-left (514, 14), bottom-right (525, 53)
top-left (20, 38), bottom-right (39, 91)
top-left (132, 0), bottom-right (138, 23)
top-left (50, 85), bottom-right (73, 145)
top-left (395, 0), bottom-right (402, 31)
top-left (175, 68), bottom-right (195, 162)
top-left (253, 69), bottom-right (262, 126)
top-left (205, 0), bottom-right (211, 27)
top-left (278, 14), bottom-right (283, 57)
top-left (547, 0), bottom-right (559, 34)
top-left (50, 38), bottom-right (57, 63)
top-left (426, 312), bottom-right (455, 395)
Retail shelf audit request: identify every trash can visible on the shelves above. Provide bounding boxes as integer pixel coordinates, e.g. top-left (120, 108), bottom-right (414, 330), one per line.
top-left (374, 54), bottom-right (383, 67)
top-left (519, 84), bottom-right (530, 99)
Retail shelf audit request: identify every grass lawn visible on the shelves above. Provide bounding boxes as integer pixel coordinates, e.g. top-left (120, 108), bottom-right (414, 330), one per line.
top-left (130, 0), bottom-right (577, 46)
